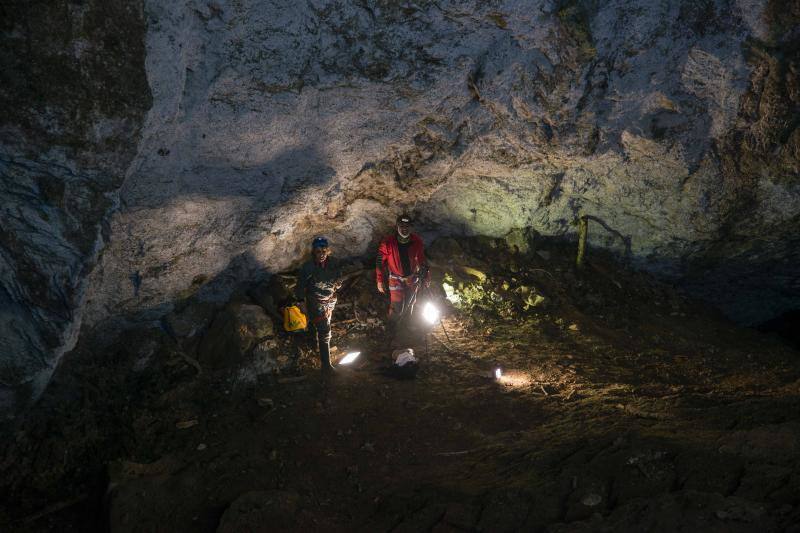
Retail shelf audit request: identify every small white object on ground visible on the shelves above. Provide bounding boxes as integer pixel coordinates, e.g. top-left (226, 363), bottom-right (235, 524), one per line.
top-left (392, 348), bottom-right (416, 367)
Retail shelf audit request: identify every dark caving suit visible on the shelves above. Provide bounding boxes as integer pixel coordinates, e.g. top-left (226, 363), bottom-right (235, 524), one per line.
top-left (295, 257), bottom-right (343, 370)
top-left (375, 232), bottom-right (429, 333)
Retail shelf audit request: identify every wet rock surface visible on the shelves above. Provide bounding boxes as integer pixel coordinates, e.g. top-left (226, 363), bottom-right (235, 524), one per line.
top-left (1, 238), bottom-right (799, 531)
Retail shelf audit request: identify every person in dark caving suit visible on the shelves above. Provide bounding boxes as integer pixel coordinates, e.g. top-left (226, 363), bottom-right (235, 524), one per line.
top-left (295, 236), bottom-right (343, 374)
top-left (375, 214), bottom-right (430, 339)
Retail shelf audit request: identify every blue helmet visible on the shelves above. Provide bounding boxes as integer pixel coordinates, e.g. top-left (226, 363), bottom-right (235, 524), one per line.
top-left (312, 236), bottom-right (329, 249)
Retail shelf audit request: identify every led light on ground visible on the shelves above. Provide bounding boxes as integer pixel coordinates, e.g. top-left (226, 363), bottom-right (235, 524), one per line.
top-left (423, 302), bottom-right (440, 324)
top-left (339, 351), bottom-right (361, 365)
top-left (493, 370), bottom-right (532, 389)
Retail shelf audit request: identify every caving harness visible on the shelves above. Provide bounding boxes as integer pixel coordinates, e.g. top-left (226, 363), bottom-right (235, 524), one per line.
top-left (388, 265), bottom-right (429, 323)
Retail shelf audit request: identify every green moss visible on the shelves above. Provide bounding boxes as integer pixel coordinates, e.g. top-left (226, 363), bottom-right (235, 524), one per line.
top-left (443, 271), bottom-right (547, 322)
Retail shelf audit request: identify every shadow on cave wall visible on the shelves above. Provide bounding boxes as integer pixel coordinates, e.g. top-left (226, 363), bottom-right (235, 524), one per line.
top-left (121, 143), bottom-right (337, 210)
top-left (0, 140), bottom-right (343, 419)
top-left (109, 141), bottom-right (345, 326)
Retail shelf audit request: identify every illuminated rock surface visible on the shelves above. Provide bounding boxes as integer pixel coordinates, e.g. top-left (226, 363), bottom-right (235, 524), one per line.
top-left (1, 1), bottom-right (799, 415)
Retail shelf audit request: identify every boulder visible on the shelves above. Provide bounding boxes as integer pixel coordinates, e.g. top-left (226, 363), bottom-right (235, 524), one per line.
top-left (503, 227), bottom-right (537, 255)
top-left (249, 275), bottom-right (294, 321)
top-left (164, 299), bottom-right (217, 339)
top-left (199, 304), bottom-right (274, 368)
top-left (235, 339), bottom-right (290, 382)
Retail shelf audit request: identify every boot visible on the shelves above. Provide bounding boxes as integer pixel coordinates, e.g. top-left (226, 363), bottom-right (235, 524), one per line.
top-left (319, 341), bottom-right (336, 375)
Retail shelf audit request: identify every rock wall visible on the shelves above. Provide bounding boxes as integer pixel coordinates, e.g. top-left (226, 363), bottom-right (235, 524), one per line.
top-left (86, 0), bottom-right (799, 323)
top-left (0, 1), bottom-right (151, 411)
top-left (2, 0), bottom-right (799, 411)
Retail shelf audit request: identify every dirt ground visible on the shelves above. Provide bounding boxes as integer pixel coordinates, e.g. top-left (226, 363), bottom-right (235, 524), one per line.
top-left (2, 236), bottom-right (800, 532)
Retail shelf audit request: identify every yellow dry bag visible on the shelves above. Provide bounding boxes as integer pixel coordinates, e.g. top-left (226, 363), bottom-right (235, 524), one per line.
top-left (283, 305), bottom-right (307, 332)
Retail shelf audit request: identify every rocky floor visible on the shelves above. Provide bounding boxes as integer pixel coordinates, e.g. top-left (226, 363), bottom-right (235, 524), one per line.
top-left (2, 236), bottom-right (800, 532)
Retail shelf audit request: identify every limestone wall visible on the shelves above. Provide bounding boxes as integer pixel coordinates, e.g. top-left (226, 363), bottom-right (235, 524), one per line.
top-left (2, 0), bottom-right (798, 412)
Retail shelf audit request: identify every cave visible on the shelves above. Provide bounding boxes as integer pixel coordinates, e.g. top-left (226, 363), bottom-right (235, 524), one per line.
top-left (2, 0), bottom-right (800, 531)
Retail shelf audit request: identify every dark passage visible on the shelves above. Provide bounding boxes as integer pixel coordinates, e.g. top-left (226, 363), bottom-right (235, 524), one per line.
top-left (758, 310), bottom-right (800, 351)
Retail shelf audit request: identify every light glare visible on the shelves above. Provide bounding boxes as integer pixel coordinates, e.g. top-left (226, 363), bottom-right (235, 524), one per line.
top-left (495, 368), bottom-right (502, 379)
top-left (339, 351), bottom-right (361, 365)
top-left (422, 302), bottom-right (440, 324)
